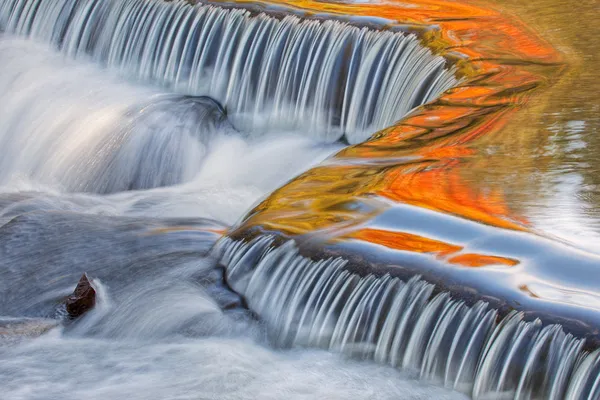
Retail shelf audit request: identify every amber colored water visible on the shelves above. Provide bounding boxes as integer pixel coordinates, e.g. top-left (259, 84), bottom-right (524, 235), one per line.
top-left (229, 0), bottom-right (600, 339)
top-left (233, 0), bottom-right (565, 243)
top-left (231, 0), bottom-right (600, 252)
top-left (466, 0), bottom-right (600, 253)
top-left (1, 0), bottom-right (599, 398)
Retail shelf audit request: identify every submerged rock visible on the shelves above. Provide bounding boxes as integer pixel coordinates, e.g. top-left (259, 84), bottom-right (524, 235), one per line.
top-left (66, 274), bottom-right (96, 318)
top-left (0, 317), bottom-right (58, 346)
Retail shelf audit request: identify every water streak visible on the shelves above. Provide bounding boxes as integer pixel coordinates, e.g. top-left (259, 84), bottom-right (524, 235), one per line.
top-left (0, 195), bottom-right (466, 400)
top-left (218, 237), bottom-right (600, 399)
top-left (0, 37), bottom-right (341, 210)
top-left (0, 0), bottom-right (459, 143)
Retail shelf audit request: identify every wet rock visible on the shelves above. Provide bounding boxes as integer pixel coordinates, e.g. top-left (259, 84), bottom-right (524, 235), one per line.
top-left (66, 274), bottom-right (96, 318)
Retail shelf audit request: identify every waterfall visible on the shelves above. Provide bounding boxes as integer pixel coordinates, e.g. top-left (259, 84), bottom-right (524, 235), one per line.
top-left (0, 37), bottom-right (236, 193)
top-left (0, 0), bottom-right (459, 143)
top-left (217, 237), bottom-right (600, 399)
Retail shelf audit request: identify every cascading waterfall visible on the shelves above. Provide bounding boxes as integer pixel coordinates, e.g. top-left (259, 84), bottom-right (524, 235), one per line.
top-left (0, 0), bottom-right (459, 143)
top-left (0, 37), bottom-right (234, 193)
top-left (4, 0), bottom-right (593, 399)
top-left (217, 237), bottom-right (600, 399)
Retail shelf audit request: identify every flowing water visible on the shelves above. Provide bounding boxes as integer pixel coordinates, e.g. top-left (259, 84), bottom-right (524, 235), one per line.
top-left (1, 0), bottom-right (599, 399)
top-left (0, 0), bottom-right (458, 143)
top-left (218, 236), bottom-right (600, 399)
top-left (0, 0), bottom-right (469, 399)
top-left (454, 0), bottom-right (600, 256)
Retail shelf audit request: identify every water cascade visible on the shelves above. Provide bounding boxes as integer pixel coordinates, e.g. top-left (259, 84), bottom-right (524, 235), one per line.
top-left (0, 36), bottom-right (341, 203)
top-left (0, 36), bottom-right (234, 193)
top-left (0, 0), bottom-right (459, 143)
top-left (218, 237), bottom-right (600, 399)
top-left (1, 0), bottom-right (596, 399)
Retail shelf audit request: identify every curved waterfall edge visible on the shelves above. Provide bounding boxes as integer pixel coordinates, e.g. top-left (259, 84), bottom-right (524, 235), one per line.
top-left (215, 235), bottom-right (600, 399)
top-left (0, 0), bottom-right (461, 144)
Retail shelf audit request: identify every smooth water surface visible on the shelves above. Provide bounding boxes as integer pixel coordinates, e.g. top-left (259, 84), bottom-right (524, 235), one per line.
top-left (463, 0), bottom-right (600, 254)
top-left (2, 0), bottom-right (600, 398)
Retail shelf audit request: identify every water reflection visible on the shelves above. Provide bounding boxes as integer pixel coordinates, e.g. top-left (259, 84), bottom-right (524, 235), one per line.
top-left (230, 0), bottom-right (600, 346)
top-left (1, 0), bottom-right (599, 395)
top-left (463, 0), bottom-right (600, 253)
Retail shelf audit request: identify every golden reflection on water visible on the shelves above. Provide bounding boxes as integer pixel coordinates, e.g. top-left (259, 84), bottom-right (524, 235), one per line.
top-left (463, 0), bottom-right (600, 252)
top-left (349, 228), bottom-right (519, 268)
top-left (230, 0), bottom-right (600, 276)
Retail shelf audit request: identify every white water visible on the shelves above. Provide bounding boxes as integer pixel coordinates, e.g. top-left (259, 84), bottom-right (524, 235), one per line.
top-left (0, 36), bottom-right (342, 222)
top-left (0, 0), bottom-right (459, 143)
top-left (218, 236), bottom-right (600, 399)
top-left (0, 1), bottom-right (550, 399)
top-left (0, 334), bottom-right (466, 400)
top-left (0, 31), bottom-right (467, 400)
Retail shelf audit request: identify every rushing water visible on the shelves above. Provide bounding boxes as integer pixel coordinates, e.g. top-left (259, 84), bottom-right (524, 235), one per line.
top-left (0, 0), bottom-right (470, 398)
top-left (2, 0), bottom-right (599, 399)
top-left (0, 35), bottom-right (344, 222)
top-left (218, 236), bottom-right (600, 399)
top-left (0, 0), bottom-right (458, 144)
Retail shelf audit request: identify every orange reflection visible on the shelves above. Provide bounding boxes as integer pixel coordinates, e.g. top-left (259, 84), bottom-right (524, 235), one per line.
top-left (379, 159), bottom-right (528, 231)
top-left (449, 254), bottom-right (519, 268)
top-left (350, 228), bottom-right (519, 268)
top-left (228, 0), bottom-right (563, 258)
top-left (351, 228), bottom-right (462, 256)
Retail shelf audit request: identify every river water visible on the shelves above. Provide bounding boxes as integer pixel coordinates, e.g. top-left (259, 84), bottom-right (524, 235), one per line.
top-left (1, 0), bottom-right (599, 398)
top-left (0, 11), bottom-right (464, 400)
top-left (462, 0), bottom-right (600, 254)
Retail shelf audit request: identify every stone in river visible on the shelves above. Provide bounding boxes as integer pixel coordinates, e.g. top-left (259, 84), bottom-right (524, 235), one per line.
top-left (66, 274), bottom-right (96, 318)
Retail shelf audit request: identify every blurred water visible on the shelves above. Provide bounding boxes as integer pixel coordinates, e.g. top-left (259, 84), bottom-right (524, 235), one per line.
top-left (0, 37), bottom-right (342, 223)
top-left (4, 0), bottom-right (598, 396)
top-left (0, 334), bottom-right (465, 400)
top-left (0, 0), bottom-right (458, 144)
top-left (0, 34), bottom-right (467, 399)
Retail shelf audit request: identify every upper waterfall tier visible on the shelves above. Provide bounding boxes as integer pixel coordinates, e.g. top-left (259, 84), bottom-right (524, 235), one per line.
top-left (0, 0), bottom-right (459, 143)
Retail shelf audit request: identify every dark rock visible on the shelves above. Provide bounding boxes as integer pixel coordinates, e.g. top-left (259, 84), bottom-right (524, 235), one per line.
top-left (66, 274), bottom-right (96, 318)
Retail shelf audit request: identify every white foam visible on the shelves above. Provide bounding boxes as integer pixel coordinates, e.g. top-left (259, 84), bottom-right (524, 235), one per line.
top-left (0, 334), bottom-right (467, 400)
top-left (0, 36), bottom-right (341, 224)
